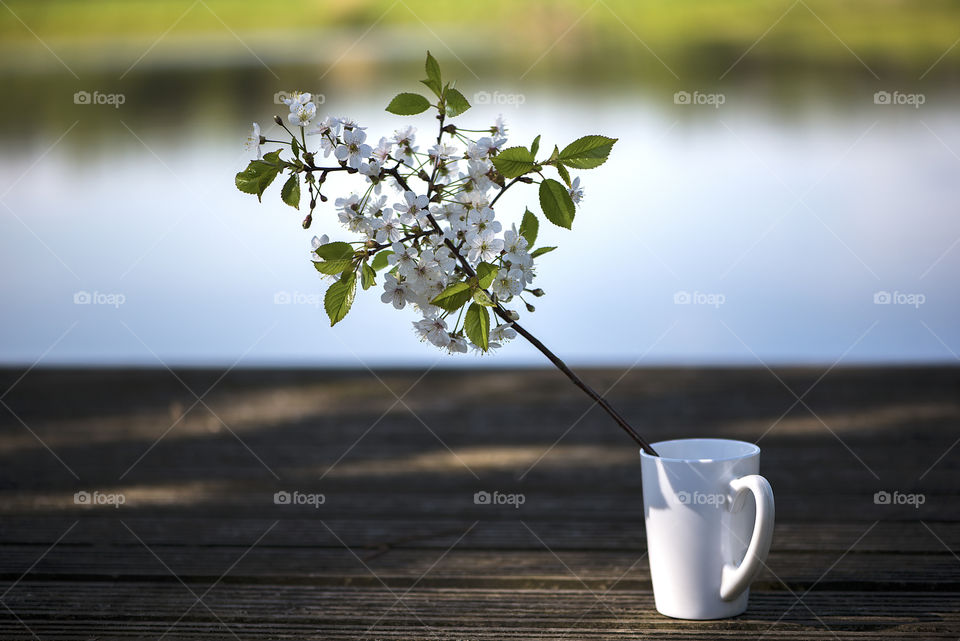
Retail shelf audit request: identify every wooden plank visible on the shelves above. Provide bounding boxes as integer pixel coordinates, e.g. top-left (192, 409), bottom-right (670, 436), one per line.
top-left (0, 585), bottom-right (958, 639)
top-left (2, 517), bottom-right (957, 552)
top-left (0, 547), bottom-right (957, 590)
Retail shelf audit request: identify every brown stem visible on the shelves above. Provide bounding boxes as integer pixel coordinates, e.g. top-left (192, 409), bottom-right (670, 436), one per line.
top-left (383, 145), bottom-right (659, 456)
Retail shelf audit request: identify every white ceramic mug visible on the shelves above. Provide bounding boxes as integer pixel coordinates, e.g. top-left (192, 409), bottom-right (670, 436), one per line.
top-left (640, 438), bottom-right (774, 620)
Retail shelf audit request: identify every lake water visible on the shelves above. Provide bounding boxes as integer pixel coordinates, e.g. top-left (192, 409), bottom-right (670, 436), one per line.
top-left (2, 81), bottom-right (958, 367)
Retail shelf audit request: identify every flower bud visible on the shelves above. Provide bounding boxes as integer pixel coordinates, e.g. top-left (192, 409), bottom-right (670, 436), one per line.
top-left (418, 169), bottom-right (430, 182)
top-left (530, 288), bottom-right (545, 297)
top-left (273, 115), bottom-right (283, 126)
top-left (505, 310), bottom-right (520, 321)
top-left (525, 302), bottom-right (536, 313)
top-left (301, 214), bottom-right (312, 229)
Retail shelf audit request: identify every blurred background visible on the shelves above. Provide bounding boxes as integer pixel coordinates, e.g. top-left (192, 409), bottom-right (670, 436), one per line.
top-left (2, 0), bottom-right (959, 368)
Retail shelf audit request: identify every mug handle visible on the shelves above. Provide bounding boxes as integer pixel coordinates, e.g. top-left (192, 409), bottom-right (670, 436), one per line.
top-left (719, 474), bottom-right (775, 602)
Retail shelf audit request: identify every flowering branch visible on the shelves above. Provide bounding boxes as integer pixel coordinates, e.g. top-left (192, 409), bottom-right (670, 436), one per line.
top-left (235, 52), bottom-right (658, 456)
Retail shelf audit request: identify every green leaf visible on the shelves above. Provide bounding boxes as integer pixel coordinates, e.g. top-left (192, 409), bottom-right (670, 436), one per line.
top-left (530, 135), bottom-right (541, 157)
top-left (314, 259), bottom-right (354, 275)
top-left (371, 250), bottom-right (393, 271)
top-left (386, 92), bottom-right (432, 115)
top-left (361, 263), bottom-right (376, 290)
top-left (556, 161), bottom-right (571, 187)
top-left (519, 209), bottom-right (539, 247)
top-left (430, 281), bottom-right (473, 312)
top-left (558, 135), bottom-right (617, 169)
top-left (531, 246), bottom-right (557, 258)
top-left (491, 146), bottom-right (536, 178)
top-left (420, 78), bottom-right (442, 99)
top-left (444, 88), bottom-right (471, 117)
top-left (314, 242), bottom-right (354, 260)
top-left (472, 289), bottom-right (495, 307)
top-left (539, 179), bottom-right (576, 229)
top-left (235, 150), bottom-right (282, 202)
top-left (281, 174), bottom-right (300, 209)
top-left (425, 51), bottom-right (442, 85)
top-left (476, 262), bottom-right (498, 289)
top-left (465, 303), bottom-right (490, 351)
top-left (324, 272), bottom-right (356, 326)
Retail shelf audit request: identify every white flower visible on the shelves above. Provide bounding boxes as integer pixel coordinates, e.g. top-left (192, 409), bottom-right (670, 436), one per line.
top-left (406, 251), bottom-right (442, 293)
top-left (492, 115), bottom-right (507, 137)
top-left (465, 206), bottom-right (501, 239)
top-left (338, 117), bottom-right (366, 131)
top-left (503, 224), bottom-right (528, 256)
top-left (306, 116), bottom-right (341, 157)
top-left (393, 126), bottom-right (418, 166)
top-left (288, 101), bottom-right (317, 128)
top-left (568, 177), bottom-right (583, 204)
top-left (283, 91), bottom-right (312, 108)
top-left (490, 323), bottom-right (518, 343)
top-left (359, 159), bottom-right (382, 179)
top-left (335, 128), bottom-right (372, 169)
top-left (414, 316), bottom-right (449, 347)
top-left (372, 137), bottom-right (393, 164)
top-left (387, 242), bottom-right (418, 275)
top-left (370, 208), bottom-right (402, 243)
top-left (467, 136), bottom-right (504, 160)
top-left (467, 229), bottom-right (504, 263)
top-left (445, 334), bottom-right (468, 354)
top-left (431, 246), bottom-right (457, 274)
top-left (381, 273), bottom-right (409, 310)
top-left (394, 191), bottom-right (430, 226)
top-left (244, 122), bottom-right (262, 159)
top-left (492, 268), bottom-right (523, 299)
top-left (428, 143), bottom-right (458, 163)
top-left (463, 160), bottom-right (494, 193)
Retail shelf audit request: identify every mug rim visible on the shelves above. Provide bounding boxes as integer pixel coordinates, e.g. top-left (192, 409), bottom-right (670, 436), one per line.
top-left (640, 437), bottom-right (760, 463)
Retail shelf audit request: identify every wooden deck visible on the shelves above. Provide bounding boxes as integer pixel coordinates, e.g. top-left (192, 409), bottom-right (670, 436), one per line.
top-left (0, 366), bottom-right (957, 639)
